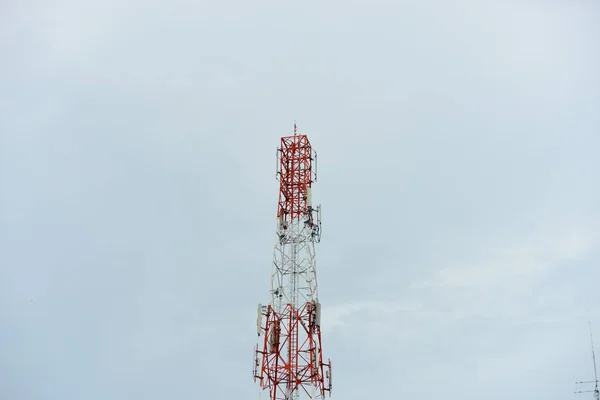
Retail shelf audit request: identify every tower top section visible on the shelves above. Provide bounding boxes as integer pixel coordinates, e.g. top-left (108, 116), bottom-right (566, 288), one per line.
top-left (276, 125), bottom-right (317, 223)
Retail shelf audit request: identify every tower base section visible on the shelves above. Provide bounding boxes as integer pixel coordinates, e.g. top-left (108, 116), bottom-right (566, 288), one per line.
top-left (254, 302), bottom-right (332, 400)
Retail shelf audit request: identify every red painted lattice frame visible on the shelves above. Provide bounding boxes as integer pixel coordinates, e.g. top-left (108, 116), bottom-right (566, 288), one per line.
top-left (277, 134), bottom-right (315, 222)
top-left (254, 303), bottom-right (332, 400)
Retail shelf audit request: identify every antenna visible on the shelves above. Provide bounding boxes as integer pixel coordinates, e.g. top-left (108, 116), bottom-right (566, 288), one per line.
top-left (576, 311), bottom-right (599, 400)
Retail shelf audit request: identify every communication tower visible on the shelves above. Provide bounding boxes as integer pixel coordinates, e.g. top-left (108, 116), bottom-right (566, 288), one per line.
top-left (253, 124), bottom-right (332, 400)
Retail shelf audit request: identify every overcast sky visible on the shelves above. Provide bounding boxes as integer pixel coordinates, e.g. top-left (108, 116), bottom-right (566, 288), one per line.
top-left (1, 0), bottom-right (599, 399)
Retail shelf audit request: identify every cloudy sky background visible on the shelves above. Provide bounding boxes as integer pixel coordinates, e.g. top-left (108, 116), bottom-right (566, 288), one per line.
top-left (1, 0), bottom-right (599, 399)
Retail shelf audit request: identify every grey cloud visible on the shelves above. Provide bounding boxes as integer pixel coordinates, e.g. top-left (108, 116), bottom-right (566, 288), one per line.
top-left (1, 0), bottom-right (599, 399)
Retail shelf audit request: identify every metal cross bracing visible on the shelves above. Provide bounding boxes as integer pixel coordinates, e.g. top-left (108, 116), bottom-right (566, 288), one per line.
top-left (253, 125), bottom-right (332, 400)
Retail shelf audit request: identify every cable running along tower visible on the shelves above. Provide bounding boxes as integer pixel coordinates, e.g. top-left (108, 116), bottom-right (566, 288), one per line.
top-left (253, 124), bottom-right (332, 400)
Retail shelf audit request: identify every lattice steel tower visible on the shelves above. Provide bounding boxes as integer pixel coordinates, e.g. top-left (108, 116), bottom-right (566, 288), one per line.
top-left (253, 124), bottom-right (332, 400)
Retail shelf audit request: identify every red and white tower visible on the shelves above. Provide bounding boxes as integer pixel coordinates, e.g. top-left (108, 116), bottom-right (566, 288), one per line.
top-left (253, 124), bottom-right (332, 400)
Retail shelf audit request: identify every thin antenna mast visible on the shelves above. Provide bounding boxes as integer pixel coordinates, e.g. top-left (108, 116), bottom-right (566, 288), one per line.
top-left (590, 319), bottom-right (599, 394)
top-left (576, 312), bottom-right (600, 400)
